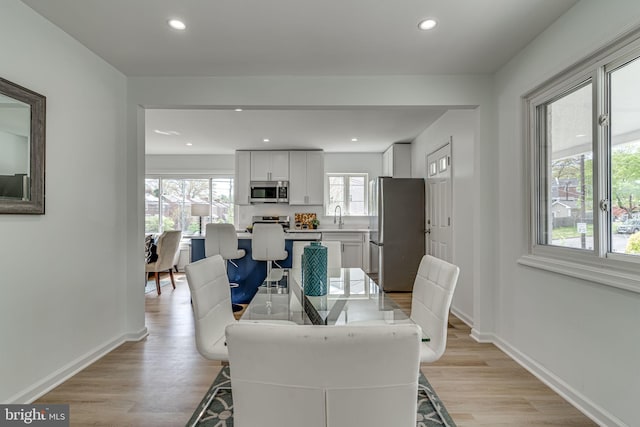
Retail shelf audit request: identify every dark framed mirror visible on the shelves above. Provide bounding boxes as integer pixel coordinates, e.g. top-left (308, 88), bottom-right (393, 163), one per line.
top-left (0, 77), bottom-right (45, 214)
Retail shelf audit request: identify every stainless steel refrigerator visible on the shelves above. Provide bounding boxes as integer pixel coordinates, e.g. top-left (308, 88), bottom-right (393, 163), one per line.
top-left (369, 177), bottom-right (425, 291)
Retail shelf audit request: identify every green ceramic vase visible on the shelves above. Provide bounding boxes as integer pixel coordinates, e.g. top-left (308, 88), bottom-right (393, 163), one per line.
top-left (303, 242), bottom-right (328, 296)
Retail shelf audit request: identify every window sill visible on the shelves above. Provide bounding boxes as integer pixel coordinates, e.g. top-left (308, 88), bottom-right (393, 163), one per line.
top-left (517, 254), bottom-right (640, 295)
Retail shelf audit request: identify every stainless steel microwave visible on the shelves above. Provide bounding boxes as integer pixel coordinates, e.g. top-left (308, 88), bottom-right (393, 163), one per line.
top-left (250, 181), bottom-right (289, 203)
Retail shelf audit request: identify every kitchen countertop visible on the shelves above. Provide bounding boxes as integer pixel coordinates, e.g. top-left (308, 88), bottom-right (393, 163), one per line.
top-left (190, 228), bottom-right (370, 240)
top-left (237, 231), bottom-right (322, 240)
top-left (287, 228), bottom-right (370, 233)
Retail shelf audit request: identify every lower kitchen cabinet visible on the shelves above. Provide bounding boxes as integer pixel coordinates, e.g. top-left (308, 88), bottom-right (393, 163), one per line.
top-left (321, 232), bottom-right (365, 269)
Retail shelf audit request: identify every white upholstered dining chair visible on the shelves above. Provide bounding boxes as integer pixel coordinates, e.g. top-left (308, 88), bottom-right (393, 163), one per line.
top-left (410, 254), bottom-right (460, 363)
top-left (185, 255), bottom-right (296, 362)
top-left (225, 322), bottom-right (422, 427)
top-left (347, 254), bottom-right (459, 363)
top-left (185, 255), bottom-right (235, 361)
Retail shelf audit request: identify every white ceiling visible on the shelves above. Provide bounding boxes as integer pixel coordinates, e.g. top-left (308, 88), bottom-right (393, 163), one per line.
top-left (21, 0), bottom-right (578, 154)
top-left (146, 107), bottom-right (451, 154)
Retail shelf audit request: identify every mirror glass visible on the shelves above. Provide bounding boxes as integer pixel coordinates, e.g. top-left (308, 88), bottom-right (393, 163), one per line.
top-left (0, 77), bottom-right (45, 214)
top-left (0, 93), bottom-right (31, 200)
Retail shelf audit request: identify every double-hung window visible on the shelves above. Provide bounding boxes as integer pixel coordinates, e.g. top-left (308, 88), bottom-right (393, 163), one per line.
top-left (525, 30), bottom-right (640, 289)
top-left (325, 173), bottom-right (368, 216)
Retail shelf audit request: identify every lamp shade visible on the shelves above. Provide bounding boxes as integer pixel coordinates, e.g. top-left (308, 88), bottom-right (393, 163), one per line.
top-left (191, 203), bottom-right (210, 217)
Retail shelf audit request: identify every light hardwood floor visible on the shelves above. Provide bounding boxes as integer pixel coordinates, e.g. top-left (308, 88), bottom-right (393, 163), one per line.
top-left (37, 274), bottom-right (596, 426)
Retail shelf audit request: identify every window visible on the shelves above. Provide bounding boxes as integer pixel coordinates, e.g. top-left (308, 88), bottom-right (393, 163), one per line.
top-left (536, 82), bottom-right (594, 250)
top-left (325, 173), bottom-right (368, 216)
top-left (144, 176), bottom-right (234, 235)
top-left (526, 30), bottom-right (640, 283)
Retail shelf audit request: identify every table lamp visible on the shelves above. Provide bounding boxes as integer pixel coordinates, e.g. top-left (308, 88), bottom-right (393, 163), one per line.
top-left (191, 203), bottom-right (210, 235)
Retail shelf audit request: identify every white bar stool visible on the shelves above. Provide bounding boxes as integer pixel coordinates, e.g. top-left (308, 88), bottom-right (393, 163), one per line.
top-left (205, 223), bottom-right (245, 311)
top-left (251, 223), bottom-right (288, 286)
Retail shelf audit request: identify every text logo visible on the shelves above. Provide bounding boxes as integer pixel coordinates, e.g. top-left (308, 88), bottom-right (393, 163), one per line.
top-left (0, 405), bottom-right (69, 426)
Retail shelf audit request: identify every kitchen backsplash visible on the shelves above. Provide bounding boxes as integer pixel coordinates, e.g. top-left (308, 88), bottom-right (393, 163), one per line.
top-left (237, 204), bottom-right (369, 230)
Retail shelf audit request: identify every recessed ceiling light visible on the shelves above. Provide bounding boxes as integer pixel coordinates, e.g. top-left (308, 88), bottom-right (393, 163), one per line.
top-left (418, 18), bottom-right (437, 31)
top-left (576, 134), bottom-right (587, 138)
top-left (263, 138), bottom-right (270, 143)
top-left (351, 138), bottom-right (359, 142)
top-left (185, 142), bottom-right (193, 146)
top-left (168, 19), bottom-right (186, 30)
top-left (234, 108), bottom-right (243, 112)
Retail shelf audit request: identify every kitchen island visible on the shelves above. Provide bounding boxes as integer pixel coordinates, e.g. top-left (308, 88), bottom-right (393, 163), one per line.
top-left (190, 231), bottom-right (321, 304)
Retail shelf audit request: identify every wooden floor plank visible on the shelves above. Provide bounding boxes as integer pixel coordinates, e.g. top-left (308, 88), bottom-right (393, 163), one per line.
top-left (36, 275), bottom-right (597, 426)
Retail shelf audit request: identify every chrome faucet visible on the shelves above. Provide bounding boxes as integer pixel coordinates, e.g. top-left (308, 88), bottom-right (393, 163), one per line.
top-left (334, 205), bottom-right (344, 229)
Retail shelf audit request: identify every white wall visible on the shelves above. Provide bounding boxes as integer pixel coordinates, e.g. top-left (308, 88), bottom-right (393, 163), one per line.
top-left (411, 110), bottom-right (476, 325)
top-left (494, 1), bottom-right (640, 425)
top-left (324, 152), bottom-right (382, 178)
top-left (0, 1), bottom-right (131, 403)
top-left (146, 154), bottom-right (235, 175)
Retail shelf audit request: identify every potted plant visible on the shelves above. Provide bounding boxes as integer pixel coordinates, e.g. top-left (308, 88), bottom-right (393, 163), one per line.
top-left (310, 218), bottom-right (320, 229)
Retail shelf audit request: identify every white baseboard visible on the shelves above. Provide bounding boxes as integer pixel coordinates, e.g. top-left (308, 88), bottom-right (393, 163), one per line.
top-left (450, 306), bottom-right (473, 328)
top-left (491, 335), bottom-right (625, 427)
top-left (8, 327), bottom-right (149, 404)
top-left (123, 327), bottom-right (149, 342)
top-left (469, 328), bottom-right (494, 343)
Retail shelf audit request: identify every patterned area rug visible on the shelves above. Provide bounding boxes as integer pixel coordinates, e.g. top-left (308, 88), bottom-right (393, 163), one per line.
top-left (144, 279), bottom-right (172, 294)
top-left (186, 366), bottom-right (456, 427)
top-left (145, 273), bottom-right (185, 294)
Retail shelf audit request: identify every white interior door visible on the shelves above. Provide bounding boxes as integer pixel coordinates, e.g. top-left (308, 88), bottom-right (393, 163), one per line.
top-left (426, 141), bottom-right (453, 262)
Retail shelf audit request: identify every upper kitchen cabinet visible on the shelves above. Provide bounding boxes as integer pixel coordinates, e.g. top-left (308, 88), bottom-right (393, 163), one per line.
top-left (235, 151), bottom-right (251, 205)
top-left (382, 143), bottom-right (411, 178)
top-left (250, 151), bottom-right (290, 181)
top-left (289, 151), bottom-right (324, 205)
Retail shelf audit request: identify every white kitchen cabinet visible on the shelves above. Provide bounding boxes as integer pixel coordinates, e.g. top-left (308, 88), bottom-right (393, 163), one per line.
top-left (250, 151), bottom-right (289, 181)
top-left (289, 151), bottom-right (324, 205)
top-left (382, 143), bottom-right (411, 178)
top-left (322, 232), bottom-right (365, 268)
top-left (234, 151), bottom-right (251, 205)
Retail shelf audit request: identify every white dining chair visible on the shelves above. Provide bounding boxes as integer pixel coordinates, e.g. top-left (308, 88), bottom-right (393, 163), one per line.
top-left (225, 322), bottom-right (421, 427)
top-left (185, 255), bottom-right (296, 362)
top-left (347, 254), bottom-right (459, 363)
top-left (185, 255), bottom-right (237, 361)
top-left (410, 254), bottom-right (460, 363)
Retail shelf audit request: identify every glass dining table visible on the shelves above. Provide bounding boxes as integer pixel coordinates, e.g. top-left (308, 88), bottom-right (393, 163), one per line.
top-left (241, 267), bottom-right (429, 341)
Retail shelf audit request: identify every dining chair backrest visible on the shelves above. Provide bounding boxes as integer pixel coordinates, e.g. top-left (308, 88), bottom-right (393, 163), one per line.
top-left (291, 241), bottom-right (342, 269)
top-left (205, 223), bottom-right (245, 260)
top-left (225, 323), bottom-right (421, 427)
top-left (185, 255), bottom-right (236, 360)
top-left (410, 254), bottom-right (460, 363)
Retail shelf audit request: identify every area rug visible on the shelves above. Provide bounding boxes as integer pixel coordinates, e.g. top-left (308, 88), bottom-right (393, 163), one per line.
top-left (186, 366), bottom-right (456, 427)
top-left (144, 274), bottom-right (184, 294)
top-left (144, 279), bottom-right (171, 294)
